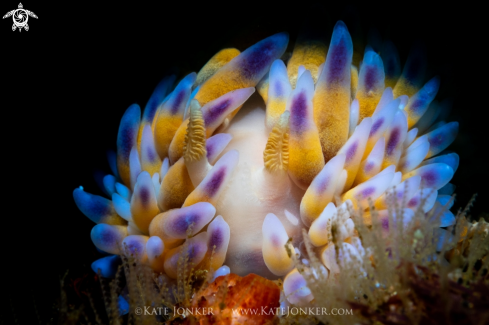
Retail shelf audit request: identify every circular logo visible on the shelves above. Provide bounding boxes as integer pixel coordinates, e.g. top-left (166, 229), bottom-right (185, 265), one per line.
top-left (13, 9), bottom-right (28, 27)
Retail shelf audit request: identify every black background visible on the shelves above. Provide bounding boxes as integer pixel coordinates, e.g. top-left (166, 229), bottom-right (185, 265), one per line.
top-left (1, 1), bottom-right (486, 323)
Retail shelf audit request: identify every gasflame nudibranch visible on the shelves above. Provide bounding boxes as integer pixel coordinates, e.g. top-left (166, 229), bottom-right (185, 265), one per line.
top-left (74, 21), bottom-right (459, 306)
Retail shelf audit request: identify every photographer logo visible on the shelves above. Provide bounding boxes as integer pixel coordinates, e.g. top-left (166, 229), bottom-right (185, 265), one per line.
top-left (3, 3), bottom-right (37, 32)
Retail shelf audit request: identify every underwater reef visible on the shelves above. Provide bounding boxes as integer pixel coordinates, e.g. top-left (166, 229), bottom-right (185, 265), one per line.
top-left (69, 18), bottom-right (488, 325)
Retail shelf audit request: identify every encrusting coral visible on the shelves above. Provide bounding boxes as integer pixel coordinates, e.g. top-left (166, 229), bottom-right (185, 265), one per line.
top-left (70, 20), bottom-right (485, 323)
